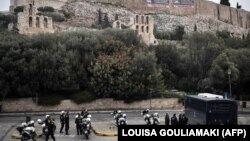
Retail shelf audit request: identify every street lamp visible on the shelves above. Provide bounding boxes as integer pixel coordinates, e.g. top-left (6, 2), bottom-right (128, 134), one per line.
top-left (228, 69), bottom-right (232, 99)
top-left (149, 88), bottom-right (152, 110)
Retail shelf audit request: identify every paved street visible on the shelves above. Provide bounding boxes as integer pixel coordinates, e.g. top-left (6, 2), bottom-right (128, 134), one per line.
top-left (0, 110), bottom-right (250, 141)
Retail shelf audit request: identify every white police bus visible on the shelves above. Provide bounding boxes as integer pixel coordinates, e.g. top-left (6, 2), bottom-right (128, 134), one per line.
top-left (185, 93), bottom-right (238, 125)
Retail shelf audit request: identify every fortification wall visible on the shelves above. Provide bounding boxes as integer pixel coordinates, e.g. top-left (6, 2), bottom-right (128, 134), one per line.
top-left (34, 0), bottom-right (66, 9)
top-left (218, 4), bottom-right (231, 23)
top-left (196, 0), bottom-right (218, 19)
top-left (231, 8), bottom-right (238, 26)
top-left (10, 0), bottom-right (250, 29)
top-left (10, 0), bottom-right (67, 12)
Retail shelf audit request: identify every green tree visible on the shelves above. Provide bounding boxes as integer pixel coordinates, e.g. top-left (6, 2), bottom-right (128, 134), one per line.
top-left (194, 24), bottom-right (197, 32)
top-left (209, 51), bottom-right (239, 93)
top-left (103, 13), bottom-right (110, 28)
top-left (98, 8), bottom-right (102, 26)
top-left (14, 6), bottom-right (24, 14)
top-left (155, 44), bottom-right (180, 88)
top-left (220, 0), bottom-right (231, 6)
top-left (172, 26), bottom-right (185, 40)
top-left (180, 32), bottom-right (225, 92)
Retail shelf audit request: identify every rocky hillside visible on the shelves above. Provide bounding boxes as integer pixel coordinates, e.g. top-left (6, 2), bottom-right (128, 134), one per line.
top-left (56, 1), bottom-right (249, 36)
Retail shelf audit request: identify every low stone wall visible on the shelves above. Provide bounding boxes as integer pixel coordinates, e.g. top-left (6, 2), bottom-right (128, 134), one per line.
top-left (1, 98), bottom-right (182, 112)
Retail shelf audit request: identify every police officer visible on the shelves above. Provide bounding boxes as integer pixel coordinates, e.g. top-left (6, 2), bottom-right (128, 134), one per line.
top-left (59, 111), bottom-right (65, 133)
top-left (165, 113), bottom-right (170, 125)
top-left (182, 114), bottom-right (188, 125)
top-left (171, 113), bottom-right (178, 125)
top-left (75, 113), bottom-right (81, 135)
top-left (45, 115), bottom-right (56, 141)
top-left (65, 111), bottom-right (70, 135)
top-left (82, 109), bottom-right (89, 118)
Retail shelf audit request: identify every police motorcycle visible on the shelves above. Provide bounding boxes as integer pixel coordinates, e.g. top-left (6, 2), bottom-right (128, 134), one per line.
top-left (141, 109), bottom-right (152, 125)
top-left (111, 110), bottom-right (127, 126)
top-left (79, 114), bottom-right (92, 139)
top-left (16, 121), bottom-right (37, 141)
top-left (117, 114), bottom-right (127, 125)
top-left (152, 113), bottom-right (160, 125)
top-left (37, 115), bottom-right (56, 136)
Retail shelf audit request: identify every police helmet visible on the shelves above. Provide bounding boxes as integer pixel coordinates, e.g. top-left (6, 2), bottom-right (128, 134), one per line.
top-left (61, 111), bottom-right (65, 115)
top-left (86, 118), bottom-right (91, 122)
top-left (21, 122), bottom-right (27, 127)
top-left (37, 119), bottom-right (42, 124)
top-left (87, 114), bottom-right (92, 118)
top-left (122, 114), bottom-right (127, 118)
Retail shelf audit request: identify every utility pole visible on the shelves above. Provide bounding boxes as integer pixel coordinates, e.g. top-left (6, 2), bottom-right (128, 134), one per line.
top-left (228, 69), bottom-right (232, 98)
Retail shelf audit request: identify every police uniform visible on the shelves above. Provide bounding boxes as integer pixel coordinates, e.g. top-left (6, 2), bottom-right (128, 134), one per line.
top-left (45, 117), bottom-right (56, 141)
top-left (60, 112), bottom-right (65, 133)
top-left (65, 112), bottom-right (70, 135)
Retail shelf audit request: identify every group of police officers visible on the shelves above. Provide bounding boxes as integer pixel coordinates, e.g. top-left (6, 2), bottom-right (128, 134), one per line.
top-left (165, 113), bottom-right (189, 125)
top-left (44, 109), bottom-right (89, 141)
top-left (37, 110), bottom-right (188, 141)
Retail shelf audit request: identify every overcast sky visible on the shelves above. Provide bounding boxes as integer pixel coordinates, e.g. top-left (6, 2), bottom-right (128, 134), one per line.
top-left (0, 0), bottom-right (250, 11)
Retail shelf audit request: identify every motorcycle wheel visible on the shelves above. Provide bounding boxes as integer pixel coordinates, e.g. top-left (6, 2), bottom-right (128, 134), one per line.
top-left (21, 137), bottom-right (28, 141)
top-left (85, 134), bottom-right (89, 140)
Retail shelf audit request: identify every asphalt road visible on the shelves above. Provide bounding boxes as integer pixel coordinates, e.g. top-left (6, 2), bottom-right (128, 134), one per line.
top-left (1, 110), bottom-right (250, 141)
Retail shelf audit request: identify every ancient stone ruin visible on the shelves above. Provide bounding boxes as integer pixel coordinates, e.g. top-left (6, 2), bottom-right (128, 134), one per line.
top-left (113, 15), bottom-right (158, 46)
top-left (17, 3), bottom-right (54, 35)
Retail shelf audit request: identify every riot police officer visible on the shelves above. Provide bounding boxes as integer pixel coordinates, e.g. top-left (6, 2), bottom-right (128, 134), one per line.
top-left (45, 115), bottom-right (56, 141)
top-left (171, 113), bottom-right (178, 125)
top-left (65, 111), bottom-right (70, 135)
top-left (75, 113), bottom-right (82, 135)
top-left (165, 113), bottom-right (170, 125)
top-left (59, 111), bottom-right (65, 133)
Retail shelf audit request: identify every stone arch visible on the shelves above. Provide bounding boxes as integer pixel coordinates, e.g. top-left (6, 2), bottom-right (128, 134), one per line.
top-left (44, 18), bottom-right (48, 28)
top-left (146, 16), bottom-right (149, 24)
top-left (141, 26), bottom-right (144, 32)
top-left (29, 17), bottom-right (32, 27)
top-left (136, 25), bottom-right (139, 30)
top-left (141, 16), bottom-right (144, 24)
top-left (146, 26), bottom-right (149, 33)
top-left (36, 17), bottom-right (40, 28)
top-left (136, 15), bottom-right (139, 24)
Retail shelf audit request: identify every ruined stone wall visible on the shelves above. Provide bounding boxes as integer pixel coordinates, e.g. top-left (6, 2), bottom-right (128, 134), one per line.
top-left (10, 0), bottom-right (250, 29)
top-left (113, 15), bottom-right (158, 46)
top-left (17, 4), bottom-right (54, 35)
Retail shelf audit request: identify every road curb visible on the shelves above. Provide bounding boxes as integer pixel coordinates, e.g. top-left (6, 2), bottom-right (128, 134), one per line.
top-left (11, 132), bottom-right (43, 139)
top-left (91, 126), bottom-right (117, 137)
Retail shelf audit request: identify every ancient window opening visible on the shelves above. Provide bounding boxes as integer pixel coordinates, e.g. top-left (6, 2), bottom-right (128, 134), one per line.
top-left (29, 4), bottom-right (32, 15)
top-left (136, 25), bottom-right (139, 30)
top-left (36, 17), bottom-right (40, 28)
top-left (44, 18), bottom-right (48, 28)
top-left (116, 21), bottom-right (120, 29)
top-left (29, 17), bottom-right (32, 27)
top-left (142, 16), bottom-right (144, 24)
top-left (146, 26), bottom-right (149, 33)
top-left (141, 26), bottom-right (144, 32)
top-left (136, 15), bottom-right (139, 24)
top-left (146, 16), bottom-right (149, 24)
